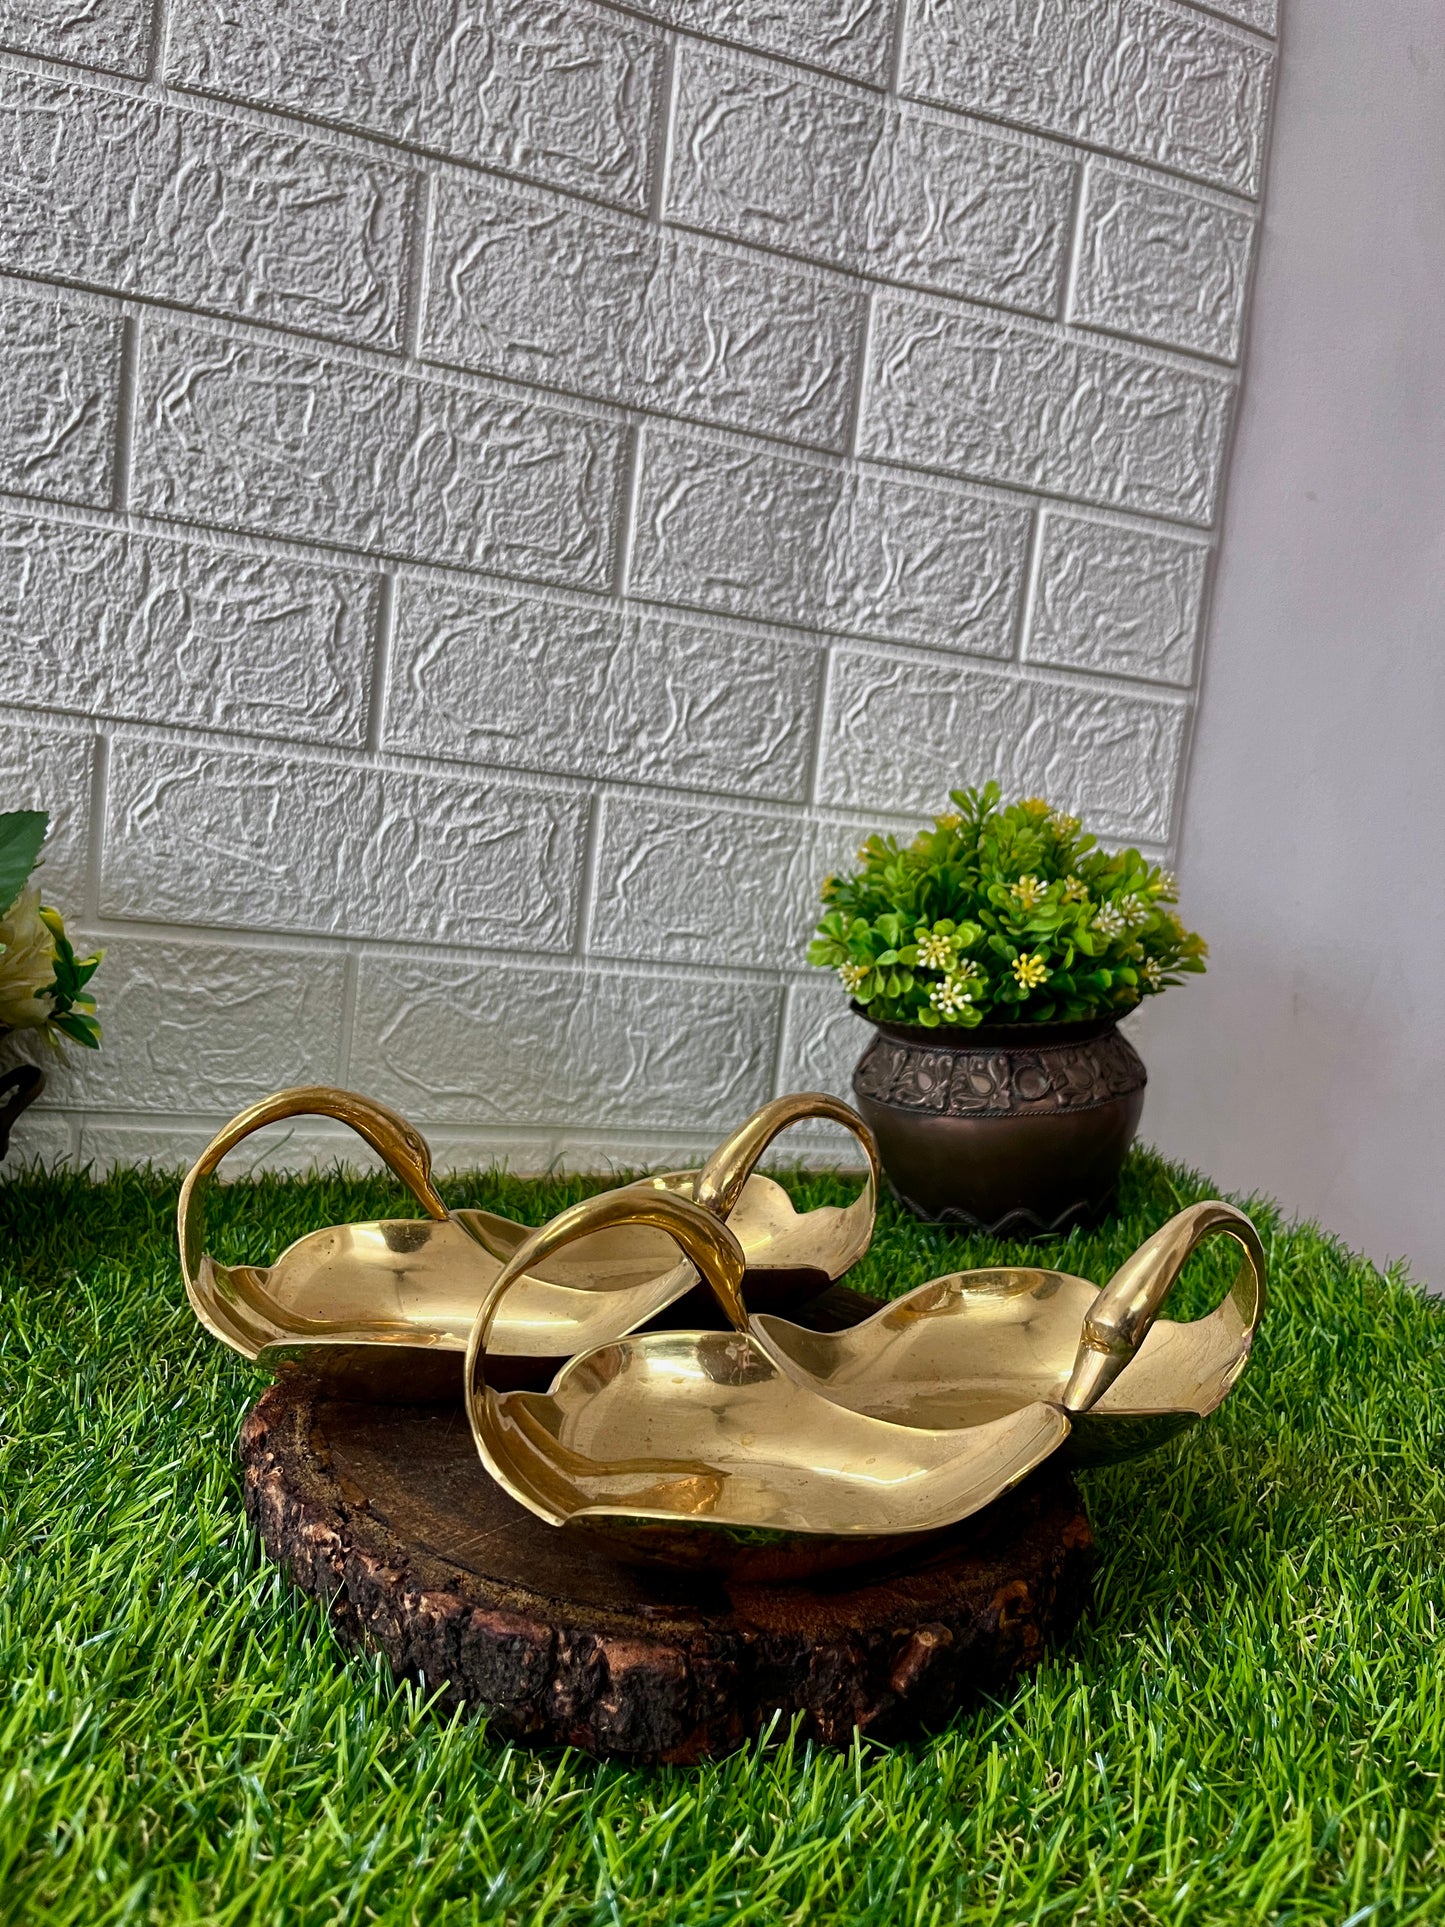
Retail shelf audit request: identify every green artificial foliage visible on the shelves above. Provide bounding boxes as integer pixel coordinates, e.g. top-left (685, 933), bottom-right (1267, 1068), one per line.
top-left (37, 907), bottom-right (103, 1050)
top-left (1, 1154), bottom-right (1443, 1924)
top-left (0, 808), bottom-right (102, 1049)
top-left (0, 809), bottom-right (47, 918)
top-left (809, 783), bottom-right (1207, 1028)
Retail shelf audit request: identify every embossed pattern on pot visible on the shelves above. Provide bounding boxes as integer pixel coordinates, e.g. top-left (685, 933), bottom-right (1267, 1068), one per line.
top-left (852, 1019), bottom-right (1148, 1231)
top-left (854, 1025), bottom-right (1148, 1116)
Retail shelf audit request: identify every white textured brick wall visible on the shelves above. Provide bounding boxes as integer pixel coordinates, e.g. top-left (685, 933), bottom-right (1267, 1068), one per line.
top-left (0, 0), bottom-right (1274, 1173)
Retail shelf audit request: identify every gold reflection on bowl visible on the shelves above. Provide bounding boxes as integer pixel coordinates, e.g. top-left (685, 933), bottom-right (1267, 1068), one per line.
top-left (465, 1189), bottom-right (1074, 1579)
top-left (748, 1202), bottom-right (1266, 1466)
top-left (179, 1087), bottom-right (879, 1400)
top-left (464, 1192), bottom-right (1264, 1577)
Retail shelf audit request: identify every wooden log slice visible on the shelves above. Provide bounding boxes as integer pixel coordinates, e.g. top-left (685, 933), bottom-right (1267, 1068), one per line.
top-left (240, 1321), bottom-right (1095, 1763)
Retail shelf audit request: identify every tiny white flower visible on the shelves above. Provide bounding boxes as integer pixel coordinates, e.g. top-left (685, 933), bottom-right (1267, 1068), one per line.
top-left (1092, 904), bottom-right (1126, 940)
top-left (1119, 893), bottom-right (1151, 928)
top-left (1010, 874), bottom-right (1046, 913)
top-left (916, 931), bottom-right (954, 971)
top-left (1151, 869), bottom-right (1179, 898)
top-left (1061, 875), bottom-right (1088, 904)
top-left (1141, 957), bottom-right (1165, 989)
top-left (1048, 810), bottom-right (1081, 838)
top-left (838, 962), bottom-right (868, 995)
top-left (929, 976), bottom-right (975, 1017)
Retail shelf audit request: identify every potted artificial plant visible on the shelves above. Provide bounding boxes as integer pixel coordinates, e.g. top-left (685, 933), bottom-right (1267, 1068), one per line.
top-left (808, 784), bottom-right (1206, 1234)
top-left (0, 809), bottom-right (102, 1157)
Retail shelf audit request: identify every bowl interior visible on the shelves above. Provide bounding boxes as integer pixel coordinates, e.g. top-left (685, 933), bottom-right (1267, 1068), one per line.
top-left (476, 1329), bottom-right (1070, 1548)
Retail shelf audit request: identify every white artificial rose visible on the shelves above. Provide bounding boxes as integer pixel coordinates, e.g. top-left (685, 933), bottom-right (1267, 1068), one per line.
top-left (0, 879), bottom-right (57, 1031)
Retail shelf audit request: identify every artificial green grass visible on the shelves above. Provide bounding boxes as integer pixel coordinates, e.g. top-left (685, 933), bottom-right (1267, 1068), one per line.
top-left (2, 1147), bottom-right (1444, 1926)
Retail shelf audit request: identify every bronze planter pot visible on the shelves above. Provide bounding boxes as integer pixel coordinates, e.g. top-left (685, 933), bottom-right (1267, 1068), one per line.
top-left (851, 1012), bottom-right (1146, 1237)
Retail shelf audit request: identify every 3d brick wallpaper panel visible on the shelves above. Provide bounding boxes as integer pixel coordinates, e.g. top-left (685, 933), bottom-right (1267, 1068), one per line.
top-left (0, 0), bottom-right (1277, 1172)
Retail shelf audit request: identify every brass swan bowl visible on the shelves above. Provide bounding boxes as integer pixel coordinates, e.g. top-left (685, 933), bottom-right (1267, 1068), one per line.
top-left (179, 1086), bottom-right (879, 1400)
top-left (465, 1187), bottom-right (1075, 1581)
top-left (628, 1093), bottom-right (880, 1305)
top-left (746, 1201), bottom-right (1266, 1466)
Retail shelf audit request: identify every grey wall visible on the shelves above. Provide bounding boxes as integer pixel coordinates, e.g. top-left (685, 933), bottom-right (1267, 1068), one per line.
top-left (0, 0), bottom-right (1276, 1173)
top-left (1128, 0), bottom-right (1445, 1285)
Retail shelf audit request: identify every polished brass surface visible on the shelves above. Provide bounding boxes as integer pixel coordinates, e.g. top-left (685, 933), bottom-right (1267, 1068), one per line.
top-left (184, 1088), bottom-right (1262, 1574)
top-left (179, 1086), bottom-right (880, 1398)
top-left (750, 1201), bottom-right (1265, 1466)
top-left (629, 1091), bottom-right (879, 1295)
top-left (465, 1188), bottom-right (1073, 1579)
top-left (179, 1086), bottom-right (694, 1393)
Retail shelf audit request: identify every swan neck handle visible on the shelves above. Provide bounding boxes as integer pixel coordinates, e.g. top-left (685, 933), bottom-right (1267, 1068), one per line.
top-left (1062, 1200), bottom-right (1266, 1414)
top-left (463, 1188), bottom-right (749, 1416)
top-left (692, 1092), bottom-right (880, 1226)
top-left (177, 1084), bottom-right (447, 1302)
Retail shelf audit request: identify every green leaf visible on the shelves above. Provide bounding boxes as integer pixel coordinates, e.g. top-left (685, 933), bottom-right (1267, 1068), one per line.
top-left (51, 1009), bottom-right (101, 1049)
top-left (809, 780), bottom-right (1205, 1024)
top-left (0, 809), bottom-right (47, 918)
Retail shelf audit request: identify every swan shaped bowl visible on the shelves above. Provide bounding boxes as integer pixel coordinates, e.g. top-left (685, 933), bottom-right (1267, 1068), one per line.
top-left (464, 1192), bottom-right (1265, 1578)
top-left (464, 1188), bottom-right (1071, 1581)
top-left (179, 1087), bottom-right (879, 1400)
